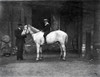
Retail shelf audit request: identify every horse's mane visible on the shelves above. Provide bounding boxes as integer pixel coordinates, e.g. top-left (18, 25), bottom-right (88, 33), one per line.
top-left (28, 24), bottom-right (40, 33)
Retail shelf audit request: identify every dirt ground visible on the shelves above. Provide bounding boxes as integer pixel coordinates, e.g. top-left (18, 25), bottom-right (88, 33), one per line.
top-left (0, 53), bottom-right (100, 77)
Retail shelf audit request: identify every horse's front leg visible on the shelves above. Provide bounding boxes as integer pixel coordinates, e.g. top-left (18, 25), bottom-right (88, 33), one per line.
top-left (39, 46), bottom-right (43, 60)
top-left (36, 43), bottom-right (40, 61)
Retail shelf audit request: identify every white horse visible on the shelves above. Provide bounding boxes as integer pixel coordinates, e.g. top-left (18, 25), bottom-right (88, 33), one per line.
top-left (21, 24), bottom-right (68, 61)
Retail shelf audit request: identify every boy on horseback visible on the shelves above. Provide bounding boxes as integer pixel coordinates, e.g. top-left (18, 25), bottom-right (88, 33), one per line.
top-left (42, 19), bottom-right (51, 43)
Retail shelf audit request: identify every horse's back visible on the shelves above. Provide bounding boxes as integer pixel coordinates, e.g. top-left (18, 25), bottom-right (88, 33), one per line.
top-left (52, 30), bottom-right (68, 36)
top-left (47, 30), bottom-right (68, 40)
top-left (56, 30), bottom-right (67, 34)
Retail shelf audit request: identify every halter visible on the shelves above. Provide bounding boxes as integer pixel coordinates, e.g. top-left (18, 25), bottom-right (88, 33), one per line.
top-left (23, 25), bottom-right (41, 35)
top-left (23, 25), bottom-right (29, 34)
top-left (23, 25), bottom-right (27, 34)
top-left (26, 25), bottom-right (36, 35)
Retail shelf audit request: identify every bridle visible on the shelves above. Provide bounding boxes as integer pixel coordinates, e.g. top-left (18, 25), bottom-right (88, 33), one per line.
top-left (23, 25), bottom-right (29, 34)
top-left (23, 25), bottom-right (34, 35)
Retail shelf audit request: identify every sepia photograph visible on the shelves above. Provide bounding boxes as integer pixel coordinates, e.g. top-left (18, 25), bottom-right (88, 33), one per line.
top-left (0, 0), bottom-right (99, 77)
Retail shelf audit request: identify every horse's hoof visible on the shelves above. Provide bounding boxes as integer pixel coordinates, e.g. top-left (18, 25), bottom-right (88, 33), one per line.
top-left (62, 59), bottom-right (66, 61)
top-left (62, 58), bottom-right (66, 61)
top-left (36, 58), bottom-right (39, 61)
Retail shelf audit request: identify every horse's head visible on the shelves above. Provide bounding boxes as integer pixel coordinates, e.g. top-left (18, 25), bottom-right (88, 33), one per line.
top-left (21, 25), bottom-right (30, 35)
top-left (21, 24), bottom-right (40, 35)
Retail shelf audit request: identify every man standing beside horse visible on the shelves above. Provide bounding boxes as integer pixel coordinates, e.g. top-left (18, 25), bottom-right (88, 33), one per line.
top-left (14, 24), bottom-right (26, 60)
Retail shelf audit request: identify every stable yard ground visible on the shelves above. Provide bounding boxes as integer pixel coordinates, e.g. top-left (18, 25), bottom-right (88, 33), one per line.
top-left (0, 53), bottom-right (100, 77)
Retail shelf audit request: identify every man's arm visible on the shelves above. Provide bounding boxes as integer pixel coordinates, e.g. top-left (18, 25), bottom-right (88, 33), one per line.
top-left (43, 24), bottom-right (50, 32)
top-left (14, 29), bottom-right (23, 39)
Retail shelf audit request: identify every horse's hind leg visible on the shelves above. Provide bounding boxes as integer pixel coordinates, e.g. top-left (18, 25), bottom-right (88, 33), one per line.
top-left (59, 44), bottom-right (63, 59)
top-left (61, 44), bottom-right (66, 60)
top-left (36, 44), bottom-right (40, 61)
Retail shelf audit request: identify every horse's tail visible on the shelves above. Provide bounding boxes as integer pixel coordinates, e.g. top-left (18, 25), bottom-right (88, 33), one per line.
top-left (65, 34), bottom-right (68, 50)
